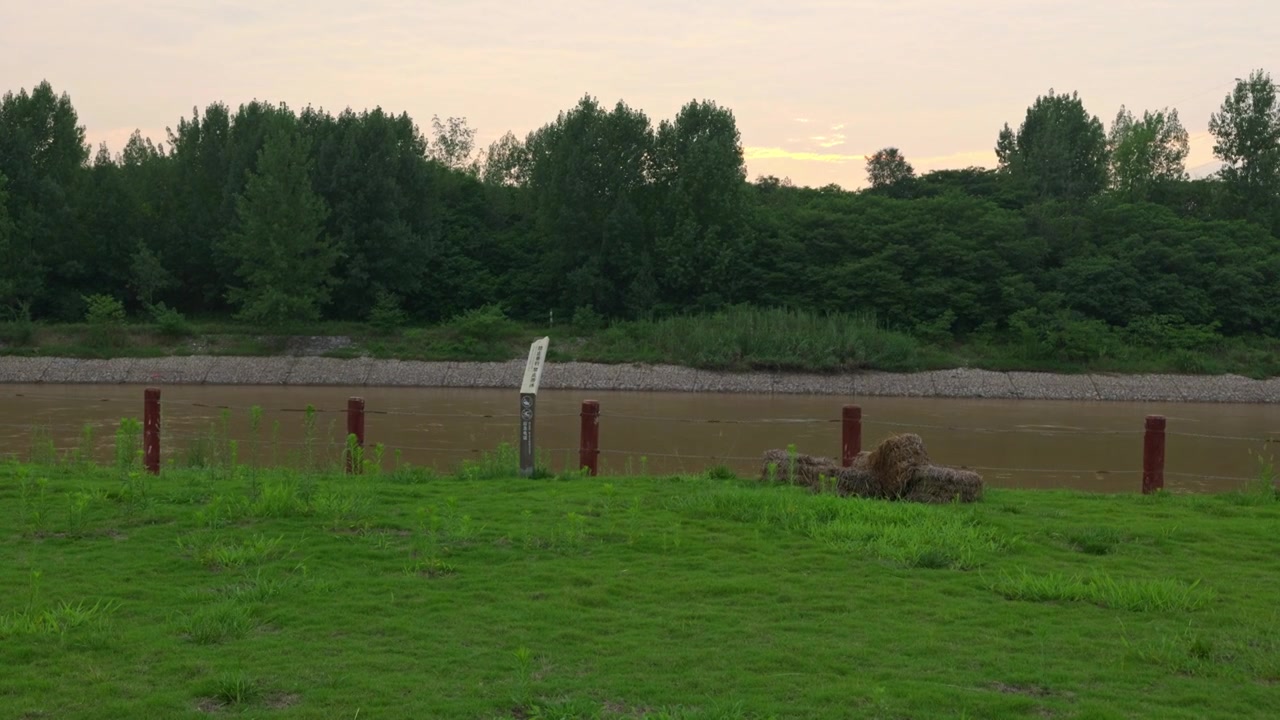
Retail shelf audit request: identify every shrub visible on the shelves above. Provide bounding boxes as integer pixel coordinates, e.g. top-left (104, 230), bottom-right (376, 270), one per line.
top-left (449, 304), bottom-right (519, 347)
top-left (571, 305), bottom-right (605, 333)
top-left (149, 302), bottom-right (193, 338)
top-left (368, 290), bottom-right (408, 333)
top-left (82, 294), bottom-right (127, 347)
top-left (0, 302), bottom-right (35, 346)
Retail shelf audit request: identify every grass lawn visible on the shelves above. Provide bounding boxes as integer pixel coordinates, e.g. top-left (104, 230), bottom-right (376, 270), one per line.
top-left (1, 456), bottom-right (1278, 719)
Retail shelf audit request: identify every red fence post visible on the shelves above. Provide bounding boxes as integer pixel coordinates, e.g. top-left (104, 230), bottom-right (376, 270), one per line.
top-left (842, 404), bottom-right (862, 467)
top-left (346, 397), bottom-right (366, 474)
top-left (579, 399), bottom-right (600, 477)
top-left (143, 387), bottom-right (161, 475)
top-left (1143, 415), bottom-right (1166, 494)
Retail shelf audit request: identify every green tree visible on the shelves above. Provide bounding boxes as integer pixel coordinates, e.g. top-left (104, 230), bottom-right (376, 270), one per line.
top-left (996, 90), bottom-right (1108, 200)
top-left (865, 147), bottom-right (915, 189)
top-left (1209, 69), bottom-right (1280, 223)
top-left (652, 99), bottom-right (751, 310)
top-left (0, 81), bottom-right (89, 315)
top-left (1108, 106), bottom-right (1189, 201)
top-left (428, 115), bottom-right (477, 173)
top-left (480, 131), bottom-right (528, 187)
top-left (223, 129), bottom-right (339, 324)
top-left (525, 95), bottom-right (655, 316)
top-left (0, 172), bottom-right (12, 306)
top-left (129, 241), bottom-right (174, 308)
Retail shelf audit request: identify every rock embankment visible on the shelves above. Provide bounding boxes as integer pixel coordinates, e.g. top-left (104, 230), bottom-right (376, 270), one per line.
top-left (0, 356), bottom-right (1275, 403)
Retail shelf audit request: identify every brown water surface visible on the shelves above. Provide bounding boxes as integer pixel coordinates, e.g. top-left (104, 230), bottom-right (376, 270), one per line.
top-left (1, 385), bottom-right (1276, 492)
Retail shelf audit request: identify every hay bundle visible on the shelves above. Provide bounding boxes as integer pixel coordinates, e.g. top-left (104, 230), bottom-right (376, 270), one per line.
top-left (865, 433), bottom-right (931, 497)
top-left (757, 436), bottom-right (983, 504)
top-left (901, 466), bottom-right (984, 504)
top-left (833, 464), bottom-right (878, 498)
top-left (759, 448), bottom-right (841, 491)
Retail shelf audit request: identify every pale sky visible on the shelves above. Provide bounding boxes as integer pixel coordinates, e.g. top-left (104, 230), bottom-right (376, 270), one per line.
top-left (2, 0), bottom-right (1275, 187)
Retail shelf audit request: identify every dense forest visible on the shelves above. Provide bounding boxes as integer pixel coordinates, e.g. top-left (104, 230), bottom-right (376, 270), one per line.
top-left (0, 71), bottom-right (1277, 363)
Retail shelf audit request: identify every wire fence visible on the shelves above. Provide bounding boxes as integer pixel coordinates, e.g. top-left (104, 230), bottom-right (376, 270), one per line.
top-left (0, 389), bottom-right (1275, 490)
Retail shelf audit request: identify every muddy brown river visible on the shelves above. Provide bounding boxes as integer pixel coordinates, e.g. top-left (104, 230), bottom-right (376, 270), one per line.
top-left (0, 384), bottom-right (1276, 493)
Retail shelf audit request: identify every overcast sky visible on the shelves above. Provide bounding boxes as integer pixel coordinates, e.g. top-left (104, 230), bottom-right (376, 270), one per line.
top-left (3, 0), bottom-right (1275, 187)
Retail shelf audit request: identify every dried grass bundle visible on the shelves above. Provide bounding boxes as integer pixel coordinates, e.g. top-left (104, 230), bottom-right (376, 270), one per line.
top-left (902, 466), bottom-right (984, 504)
top-left (866, 433), bottom-right (930, 497)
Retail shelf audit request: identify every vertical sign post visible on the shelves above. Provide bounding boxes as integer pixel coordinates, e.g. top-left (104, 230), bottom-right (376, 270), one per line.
top-left (520, 337), bottom-right (550, 478)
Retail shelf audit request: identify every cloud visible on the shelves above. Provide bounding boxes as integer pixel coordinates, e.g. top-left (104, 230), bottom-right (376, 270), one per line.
top-left (794, 117), bottom-right (810, 123)
top-left (811, 132), bottom-right (846, 148)
top-left (830, 123), bottom-right (845, 130)
top-left (745, 146), bottom-right (865, 163)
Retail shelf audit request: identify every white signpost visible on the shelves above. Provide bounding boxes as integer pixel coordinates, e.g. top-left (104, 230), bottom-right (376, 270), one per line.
top-left (519, 337), bottom-right (550, 477)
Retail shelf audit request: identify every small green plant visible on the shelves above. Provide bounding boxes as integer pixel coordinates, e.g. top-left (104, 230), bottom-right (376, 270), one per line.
top-left (19, 473), bottom-right (50, 534)
top-left (302, 405), bottom-right (318, 471)
top-left (404, 556), bottom-right (457, 578)
top-left (1064, 527), bottom-right (1125, 555)
top-left (114, 417), bottom-right (142, 472)
top-left (203, 672), bottom-right (261, 706)
top-left (175, 602), bottom-right (255, 645)
top-left (344, 433), bottom-right (364, 475)
top-left (29, 426), bottom-right (57, 466)
top-left (704, 465), bottom-right (737, 481)
top-left (177, 533), bottom-right (288, 570)
top-left (989, 570), bottom-right (1216, 612)
top-left (0, 599), bottom-right (119, 640)
top-left (73, 423), bottom-right (96, 466)
top-left (65, 491), bottom-right (92, 536)
top-left (512, 646), bottom-right (534, 707)
top-left (458, 443), bottom-right (519, 481)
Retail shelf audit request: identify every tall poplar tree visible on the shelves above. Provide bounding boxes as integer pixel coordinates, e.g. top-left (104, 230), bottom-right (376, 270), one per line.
top-left (224, 129), bottom-right (338, 324)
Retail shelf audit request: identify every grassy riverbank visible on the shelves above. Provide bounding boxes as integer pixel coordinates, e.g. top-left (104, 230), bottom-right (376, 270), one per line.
top-left (2, 452), bottom-right (1278, 719)
top-left (2, 306), bottom-right (1279, 378)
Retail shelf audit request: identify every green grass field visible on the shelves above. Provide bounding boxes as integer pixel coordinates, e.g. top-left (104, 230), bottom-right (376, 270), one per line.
top-left (1, 452), bottom-right (1278, 719)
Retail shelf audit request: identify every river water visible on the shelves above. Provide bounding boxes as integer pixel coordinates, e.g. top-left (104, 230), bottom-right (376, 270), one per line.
top-left (0, 384), bottom-right (1276, 493)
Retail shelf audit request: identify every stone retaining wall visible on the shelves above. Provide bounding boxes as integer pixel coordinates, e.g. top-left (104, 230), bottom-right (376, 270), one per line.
top-left (0, 356), bottom-right (1276, 402)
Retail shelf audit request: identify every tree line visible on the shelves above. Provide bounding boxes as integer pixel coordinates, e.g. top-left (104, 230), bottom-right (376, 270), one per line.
top-left (0, 71), bottom-right (1277, 353)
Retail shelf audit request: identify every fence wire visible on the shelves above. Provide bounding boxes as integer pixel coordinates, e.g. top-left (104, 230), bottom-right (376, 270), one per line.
top-left (3, 389), bottom-right (1275, 485)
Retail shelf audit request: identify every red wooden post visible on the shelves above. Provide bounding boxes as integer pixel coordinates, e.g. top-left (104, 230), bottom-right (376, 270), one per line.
top-left (579, 399), bottom-right (600, 477)
top-left (143, 387), bottom-right (161, 475)
top-left (842, 404), bottom-right (862, 467)
top-left (346, 396), bottom-right (366, 474)
top-left (1143, 415), bottom-right (1166, 494)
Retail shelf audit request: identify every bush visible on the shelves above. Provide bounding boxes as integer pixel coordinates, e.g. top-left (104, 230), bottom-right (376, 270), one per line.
top-left (571, 305), bottom-right (605, 333)
top-left (82, 294), bottom-right (127, 347)
top-left (1125, 314), bottom-right (1222, 352)
top-left (448, 304), bottom-right (520, 348)
top-left (83, 294), bottom-right (126, 326)
top-left (0, 302), bottom-right (35, 346)
top-left (149, 302), bottom-right (193, 338)
top-left (368, 290), bottom-right (408, 333)
top-left (1009, 308), bottom-right (1122, 364)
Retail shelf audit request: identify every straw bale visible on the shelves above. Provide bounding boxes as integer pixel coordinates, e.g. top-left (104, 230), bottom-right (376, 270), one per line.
top-left (834, 465), bottom-right (879, 498)
top-left (901, 466), bottom-right (984, 504)
top-left (757, 436), bottom-right (983, 504)
top-left (760, 448), bottom-right (841, 491)
top-left (865, 433), bottom-right (931, 497)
